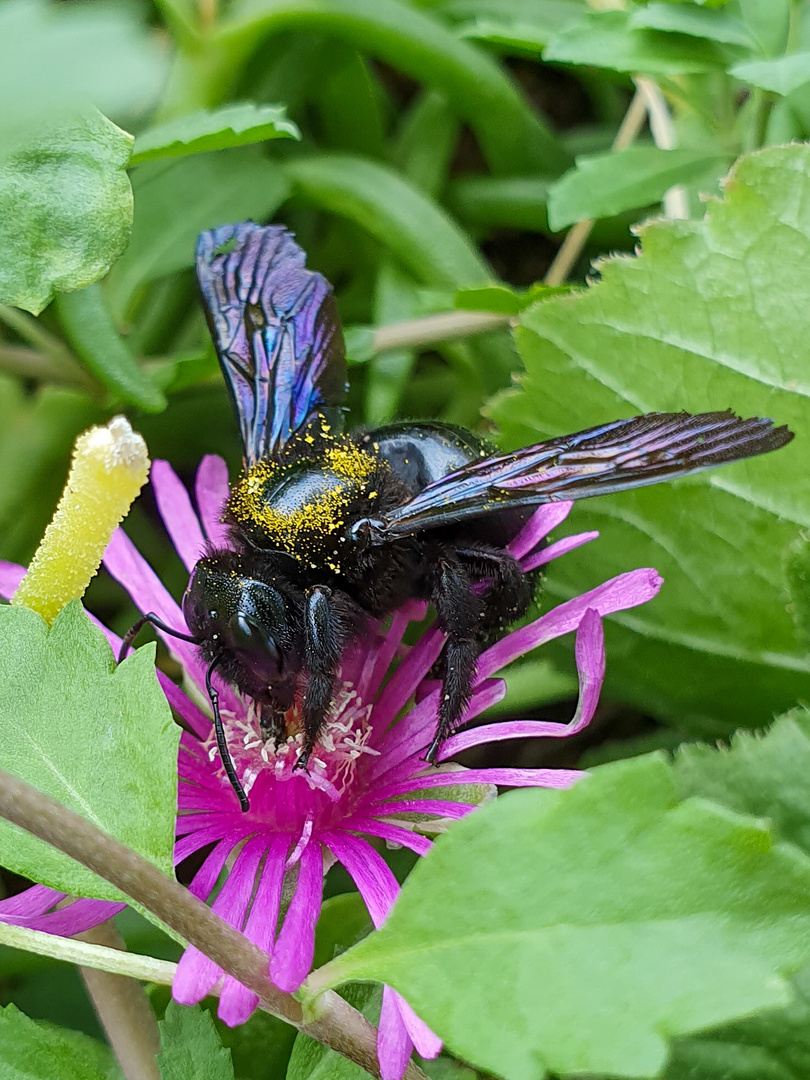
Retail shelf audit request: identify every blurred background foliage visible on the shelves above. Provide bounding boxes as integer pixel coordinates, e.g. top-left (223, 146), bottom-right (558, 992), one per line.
top-left (3, 4), bottom-right (810, 1058)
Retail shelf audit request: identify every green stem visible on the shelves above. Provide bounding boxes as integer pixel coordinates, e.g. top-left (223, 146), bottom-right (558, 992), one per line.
top-left (0, 920), bottom-right (177, 983)
top-left (372, 310), bottom-right (512, 355)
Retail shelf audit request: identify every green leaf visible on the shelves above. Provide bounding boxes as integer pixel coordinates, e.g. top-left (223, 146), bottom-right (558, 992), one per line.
top-left (0, 603), bottom-right (178, 901)
top-left (738, 0), bottom-right (790, 57)
top-left (629, 3), bottom-right (755, 48)
top-left (731, 53), bottom-right (810, 96)
top-left (454, 282), bottom-right (567, 314)
top-left (106, 149), bottom-right (290, 321)
top-left (547, 146), bottom-right (727, 231)
top-left (217, 0), bottom-right (570, 176)
top-left (0, 111), bottom-right (133, 316)
top-left (56, 285), bottom-right (166, 413)
top-left (488, 144), bottom-right (810, 734)
top-left (0, 0), bottom-right (164, 160)
top-left (283, 154), bottom-right (489, 287)
top-left (158, 1002), bottom-right (234, 1080)
top-left (673, 707), bottom-right (810, 858)
top-left (785, 532), bottom-right (810, 648)
top-left (0, 1004), bottom-right (120, 1080)
top-left (544, 10), bottom-right (727, 74)
top-left (322, 754), bottom-right (810, 1080)
top-left (130, 103), bottom-right (300, 165)
top-left (664, 961), bottom-right (810, 1080)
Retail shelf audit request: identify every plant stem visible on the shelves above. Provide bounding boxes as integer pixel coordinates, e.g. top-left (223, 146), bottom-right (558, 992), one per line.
top-left (0, 920), bottom-right (178, 982)
top-left (634, 76), bottom-right (689, 220)
top-left (372, 310), bottom-right (512, 355)
top-left (78, 921), bottom-right (161, 1080)
top-left (0, 346), bottom-right (100, 393)
top-left (545, 88), bottom-right (649, 286)
top-left (0, 768), bottom-right (428, 1080)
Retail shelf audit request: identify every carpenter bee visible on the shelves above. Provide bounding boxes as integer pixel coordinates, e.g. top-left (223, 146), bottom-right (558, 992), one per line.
top-left (122, 221), bottom-right (793, 811)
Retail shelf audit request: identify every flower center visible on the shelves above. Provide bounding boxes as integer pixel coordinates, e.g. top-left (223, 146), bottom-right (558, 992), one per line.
top-left (209, 679), bottom-right (380, 803)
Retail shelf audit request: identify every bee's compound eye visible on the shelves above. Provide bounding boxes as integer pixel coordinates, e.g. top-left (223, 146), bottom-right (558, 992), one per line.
top-left (230, 613), bottom-right (280, 664)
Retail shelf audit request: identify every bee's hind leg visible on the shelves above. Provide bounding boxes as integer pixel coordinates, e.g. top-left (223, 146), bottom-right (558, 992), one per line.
top-left (425, 555), bottom-right (485, 766)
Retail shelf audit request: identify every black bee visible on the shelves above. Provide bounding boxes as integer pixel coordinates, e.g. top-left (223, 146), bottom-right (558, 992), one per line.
top-left (122, 221), bottom-right (793, 811)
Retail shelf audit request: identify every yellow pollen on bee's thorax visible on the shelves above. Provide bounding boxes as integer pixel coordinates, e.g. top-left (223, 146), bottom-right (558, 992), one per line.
top-left (227, 440), bottom-right (383, 563)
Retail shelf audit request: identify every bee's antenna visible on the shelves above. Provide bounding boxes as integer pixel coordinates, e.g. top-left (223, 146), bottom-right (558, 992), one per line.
top-left (206, 653), bottom-right (250, 814)
top-left (117, 612), bottom-right (202, 664)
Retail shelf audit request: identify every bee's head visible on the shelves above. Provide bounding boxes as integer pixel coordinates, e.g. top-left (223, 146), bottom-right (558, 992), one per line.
top-left (183, 554), bottom-right (299, 690)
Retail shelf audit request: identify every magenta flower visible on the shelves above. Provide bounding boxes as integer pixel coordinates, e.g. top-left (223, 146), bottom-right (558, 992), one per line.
top-left (0, 455), bottom-right (662, 1079)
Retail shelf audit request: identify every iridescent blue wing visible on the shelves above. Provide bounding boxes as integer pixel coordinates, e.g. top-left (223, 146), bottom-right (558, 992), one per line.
top-left (373, 411), bottom-right (793, 539)
top-left (196, 222), bottom-right (347, 465)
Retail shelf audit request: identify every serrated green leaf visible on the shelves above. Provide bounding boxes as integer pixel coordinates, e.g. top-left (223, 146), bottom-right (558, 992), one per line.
top-left (544, 10), bottom-right (727, 74)
top-left (488, 144), bottom-right (810, 734)
top-left (673, 707), bottom-right (810, 857)
top-left (547, 146), bottom-right (727, 231)
top-left (0, 602), bottom-right (178, 901)
top-left (107, 148), bottom-right (290, 321)
top-left (664, 961), bottom-right (810, 1080)
top-left (0, 1004), bottom-right (120, 1080)
top-left (322, 754), bottom-right (810, 1080)
top-left (731, 52), bottom-right (810, 95)
top-left (158, 1002), bottom-right (234, 1080)
top-left (130, 102), bottom-right (300, 165)
top-left (0, 111), bottom-right (133, 315)
top-left (629, 3), bottom-right (755, 47)
top-left (785, 532), bottom-right (810, 647)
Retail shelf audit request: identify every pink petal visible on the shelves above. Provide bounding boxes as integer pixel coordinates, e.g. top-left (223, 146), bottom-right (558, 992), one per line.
top-left (522, 530), bottom-right (599, 572)
top-left (174, 836), bottom-right (267, 1006)
top-left (218, 834), bottom-right (288, 1026)
top-left (0, 885), bottom-right (123, 936)
top-left (0, 885), bottom-right (64, 918)
top-left (477, 568), bottom-right (662, 682)
top-left (151, 459), bottom-right (206, 573)
top-left (0, 560), bottom-right (25, 598)
top-left (439, 608), bottom-right (605, 758)
top-left (394, 992), bottom-right (442, 1060)
top-left (321, 833), bottom-right (398, 927)
top-left (379, 986), bottom-right (413, 1080)
top-left (358, 602), bottom-right (425, 703)
top-left (508, 502), bottom-right (572, 561)
top-left (383, 767), bottom-right (583, 797)
top-left (195, 455), bottom-right (231, 548)
top-left (103, 528), bottom-right (241, 713)
top-left (371, 799), bottom-right (477, 820)
top-left (323, 835), bottom-right (441, 1070)
top-left (346, 819), bottom-right (433, 856)
top-left (270, 843), bottom-right (323, 992)
top-left (26, 900), bottom-right (125, 936)
top-left (371, 625), bottom-right (446, 740)
top-left (371, 677), bottom-right (506, 784)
